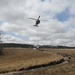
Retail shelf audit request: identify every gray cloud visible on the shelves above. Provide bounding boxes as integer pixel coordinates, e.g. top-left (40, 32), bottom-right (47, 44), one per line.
top-left (0, 0), bottom-right (75, 46)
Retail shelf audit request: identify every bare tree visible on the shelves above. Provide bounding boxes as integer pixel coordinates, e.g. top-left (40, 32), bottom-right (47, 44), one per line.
top-left (0, 30), bottom-right (3, 55)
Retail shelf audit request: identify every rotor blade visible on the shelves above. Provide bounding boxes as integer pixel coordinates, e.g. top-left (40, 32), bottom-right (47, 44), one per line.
top-left (38, 16), bottom-right (40, 19)
top-left (29, 17), bottom-right (37, 20)
top-left (41, 20), bottom-right (48, 21)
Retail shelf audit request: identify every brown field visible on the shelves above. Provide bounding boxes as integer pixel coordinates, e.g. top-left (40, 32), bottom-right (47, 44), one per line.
top-left (20, 48), bottom-right (75, 75)
top-left (0, 48), bottom-right (63, 74)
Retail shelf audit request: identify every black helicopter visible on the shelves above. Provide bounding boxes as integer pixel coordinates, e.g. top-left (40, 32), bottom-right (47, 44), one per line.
top-left (29, 16), bottom-right (41, 27)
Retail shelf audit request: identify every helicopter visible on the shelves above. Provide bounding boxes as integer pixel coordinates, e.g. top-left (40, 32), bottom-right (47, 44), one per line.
top-left (29, 16), bottom-right (47, 27)
top-left (29, 16), bottom-right (41, 27)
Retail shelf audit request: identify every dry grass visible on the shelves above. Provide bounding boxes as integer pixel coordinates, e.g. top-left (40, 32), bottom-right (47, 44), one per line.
top-left (21, 48), bottom-right (75, 75)
top-left (0, 48), bottom-right (63, 73)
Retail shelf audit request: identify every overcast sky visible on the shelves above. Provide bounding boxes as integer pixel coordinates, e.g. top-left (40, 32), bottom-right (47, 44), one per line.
top-left (0, 0), bottom-right (75, 46)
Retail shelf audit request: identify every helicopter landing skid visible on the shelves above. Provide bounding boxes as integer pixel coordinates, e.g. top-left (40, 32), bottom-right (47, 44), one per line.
top-left (33, 25), bottom-right (38, 27)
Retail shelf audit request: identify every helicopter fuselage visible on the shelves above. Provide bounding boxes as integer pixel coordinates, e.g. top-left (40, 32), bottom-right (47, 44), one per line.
top-left (34, 20), bottom-right (40, 27)
top-left (29, 16), bottom-right (40, 27)
top-left (36, 19), bottom-right (40, 25)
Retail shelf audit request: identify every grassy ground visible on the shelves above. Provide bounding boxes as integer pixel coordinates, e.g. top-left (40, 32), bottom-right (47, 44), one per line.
top-left (0, 48), bottom-right (63, 73)
top-left (21, 48), bottom-right (75, 75)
